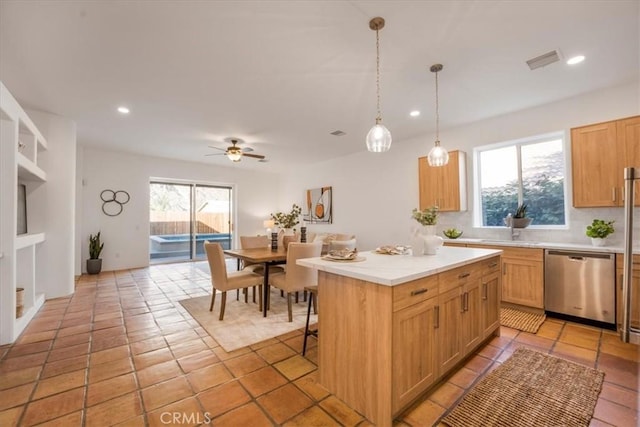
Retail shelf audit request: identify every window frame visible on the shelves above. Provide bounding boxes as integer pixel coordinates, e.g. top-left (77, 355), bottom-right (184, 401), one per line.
top-left (472, 131), bottom-right (570, 230)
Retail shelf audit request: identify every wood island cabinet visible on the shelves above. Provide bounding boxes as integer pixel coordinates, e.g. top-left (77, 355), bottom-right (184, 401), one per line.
top-left (317, 254), bottom-right (501, 427)
top-left (418, 150), bottom-right (467, 212)
top-left (571, 115), bottom-right (640, 207)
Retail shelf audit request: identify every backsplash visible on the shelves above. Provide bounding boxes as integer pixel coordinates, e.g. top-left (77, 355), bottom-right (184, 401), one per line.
top-left (439, 207), bottom-right (639, 248)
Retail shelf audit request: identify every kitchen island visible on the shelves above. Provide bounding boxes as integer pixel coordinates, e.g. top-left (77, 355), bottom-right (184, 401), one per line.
top-left (298, 246), bottom-right (502, 427)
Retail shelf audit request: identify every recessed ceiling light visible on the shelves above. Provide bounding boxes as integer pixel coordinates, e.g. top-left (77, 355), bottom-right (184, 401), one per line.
top-left (410, 110), bottom-right (420, 117)
top-left (566, 55), bottom-right (585, 65)
top-left (117, 106), bottom-right (130, 114)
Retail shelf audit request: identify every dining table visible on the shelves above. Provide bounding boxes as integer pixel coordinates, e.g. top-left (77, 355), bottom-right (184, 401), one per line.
top-left (223, 246), bottom-right (288, 317)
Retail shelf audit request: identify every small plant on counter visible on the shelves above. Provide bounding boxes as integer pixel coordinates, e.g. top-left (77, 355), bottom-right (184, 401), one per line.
top-left (412, 206), bottom-right (439, 226)
top-left (270, 204), bottom-right (302, 229)
top-left (586, 219), bottom-right (615, 239)
top-left (514, 203), bottom-right (528, 218)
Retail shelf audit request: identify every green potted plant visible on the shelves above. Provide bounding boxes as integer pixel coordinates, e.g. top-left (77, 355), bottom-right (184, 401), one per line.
top-left (270, 204), bottom-right (302, 231)
top-left (411, 206), bottom-right (442, 255)
top-left (412, 206), bottom-right (439, 227)
top-left (510, 203), bottom-right (533, 228)
top-left (586, 219), bottom-right (615, 246)
top-left (87, 232), bottom-right (104, 274)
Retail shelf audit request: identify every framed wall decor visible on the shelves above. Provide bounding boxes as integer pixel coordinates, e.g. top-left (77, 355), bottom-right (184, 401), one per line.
top-left (304, 186), bottom-right (332, 224)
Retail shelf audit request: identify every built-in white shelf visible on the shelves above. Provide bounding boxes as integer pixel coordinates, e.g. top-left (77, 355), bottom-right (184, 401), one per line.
top-left (16, 232), bottom-right (45, 250)
top-left (17, 153), bottom-right (46, 182)
top-left (14, 293), bottom-right (45, 337)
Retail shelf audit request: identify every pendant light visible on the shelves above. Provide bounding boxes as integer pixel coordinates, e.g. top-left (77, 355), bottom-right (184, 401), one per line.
top-left (427, 64), bottom-right (449, 166)
top-left (365, 17), bottom-right (392, 153)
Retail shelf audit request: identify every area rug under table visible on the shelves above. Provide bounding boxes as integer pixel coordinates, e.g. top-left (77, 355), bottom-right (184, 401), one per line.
top-left (179, 290), bottom-right (316, 352)
top-left (442, 347), bottom-right (604, 427)
top-left (500, 307), bottom-right (546, 333)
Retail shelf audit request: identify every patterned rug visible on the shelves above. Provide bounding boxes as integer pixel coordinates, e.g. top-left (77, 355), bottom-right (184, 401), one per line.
top-left (180, 289), bottom-right (315, 352)
top-left (442, 347), bottom-right (604, 427)
top-left (500, 307), bottom-right (546, 333)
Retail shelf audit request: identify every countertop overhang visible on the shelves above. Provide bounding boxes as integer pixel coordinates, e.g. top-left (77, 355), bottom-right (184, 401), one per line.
top-left (297, 246), bottom-right (502, 286)
top-left (444, 237), bottom-right (639, 254)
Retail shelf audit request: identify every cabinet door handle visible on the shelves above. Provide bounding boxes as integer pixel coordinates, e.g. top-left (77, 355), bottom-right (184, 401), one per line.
top-left (464, 292), bottom-right (469, 311)
top-left (612, 187), bottom-right (617, 202)
top-left (460, 294), bottom-right (465, 312)
top-left (434, 306), bottom-right (440, 329)
top-left (458, 272), bottom-right (470, 279)
top-left (488, 262), bottom-right (498, 268)
top-left (411, 288), bottom-right (429, 296)
top-left (482, 283), bottom-right (488, 300)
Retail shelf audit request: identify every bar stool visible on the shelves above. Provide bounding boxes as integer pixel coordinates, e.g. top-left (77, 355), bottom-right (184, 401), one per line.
top-left (302, 285), bottom-right (318, 356)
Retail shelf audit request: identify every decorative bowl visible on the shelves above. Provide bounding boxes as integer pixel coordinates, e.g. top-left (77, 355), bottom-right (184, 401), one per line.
top-left (443, 229), bottom-right (463, 239)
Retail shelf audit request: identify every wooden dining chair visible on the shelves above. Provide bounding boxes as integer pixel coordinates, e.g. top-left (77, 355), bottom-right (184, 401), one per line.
top-left (204, 241), bottom-right (263, 320)
top-left (269, 242), bottom-right (322, 322)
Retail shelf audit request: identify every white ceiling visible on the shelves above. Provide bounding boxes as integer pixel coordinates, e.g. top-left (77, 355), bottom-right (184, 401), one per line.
top-left (1, 1), bottom-right (638, 171)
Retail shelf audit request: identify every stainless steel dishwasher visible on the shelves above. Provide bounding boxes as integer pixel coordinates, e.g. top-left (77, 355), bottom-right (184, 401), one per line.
top-left (544, 249), bottom-right (615, 324)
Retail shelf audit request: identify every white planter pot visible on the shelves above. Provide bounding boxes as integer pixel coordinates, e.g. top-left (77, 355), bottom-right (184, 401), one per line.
top-left (590, 237), bottom-right (607, 247)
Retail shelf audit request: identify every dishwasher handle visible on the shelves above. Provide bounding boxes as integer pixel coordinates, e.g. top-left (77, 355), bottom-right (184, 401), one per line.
top-left (546, 250), bottom-right (613, 261)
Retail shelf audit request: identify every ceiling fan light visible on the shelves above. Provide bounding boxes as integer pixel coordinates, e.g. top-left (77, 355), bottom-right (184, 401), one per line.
top-left (427, 142), bottom-right (449, 166)
top-left (227, 151), bottom-right (242, 162)
top-left (366, 122), bottom-right (392, 153)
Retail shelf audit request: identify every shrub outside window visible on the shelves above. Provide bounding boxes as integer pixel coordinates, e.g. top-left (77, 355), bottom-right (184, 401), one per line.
top-left (474, 132), bottom-right (567, 227)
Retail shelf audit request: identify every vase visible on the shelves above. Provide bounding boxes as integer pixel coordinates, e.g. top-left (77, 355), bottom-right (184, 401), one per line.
top-left (591, 237), bottom-right (607, 247)
top-left (86, 258), bottom-right (102, 274)
top-left (421, 225), bottom-right (444, 255)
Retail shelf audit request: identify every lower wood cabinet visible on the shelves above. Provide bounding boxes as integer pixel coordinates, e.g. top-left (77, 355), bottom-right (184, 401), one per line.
top-left (481, 270), bottom-right (501, 338)
top-left (616, 254), bottom-right (640, 330)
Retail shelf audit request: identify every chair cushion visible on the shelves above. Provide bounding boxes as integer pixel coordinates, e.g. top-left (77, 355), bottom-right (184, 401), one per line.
top-left (219, 270), bottom-right (263, 291)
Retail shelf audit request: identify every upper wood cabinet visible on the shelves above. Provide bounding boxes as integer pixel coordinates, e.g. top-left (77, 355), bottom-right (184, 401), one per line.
top-left (418, 150), bottom-right (467, 212)
top-left (571, 115), bottom-right (640, 207)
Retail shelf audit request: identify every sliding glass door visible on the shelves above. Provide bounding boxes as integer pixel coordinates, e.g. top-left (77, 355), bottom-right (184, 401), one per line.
top-left (149, 182), bottom-right (232, 263)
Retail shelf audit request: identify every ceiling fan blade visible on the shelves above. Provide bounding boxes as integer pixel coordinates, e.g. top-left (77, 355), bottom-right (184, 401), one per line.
top-left (205, 152), bottom-right (225, 156)
top-left (208, 145), bottom-right (227, 152)
top-left (241, 147), bottom-right (254, 152)
top-left (242, 153), bottom-right (265, 160)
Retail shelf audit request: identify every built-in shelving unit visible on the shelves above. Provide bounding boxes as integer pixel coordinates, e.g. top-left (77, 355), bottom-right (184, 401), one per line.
top-left (0, 81), bottom-right (48, 344)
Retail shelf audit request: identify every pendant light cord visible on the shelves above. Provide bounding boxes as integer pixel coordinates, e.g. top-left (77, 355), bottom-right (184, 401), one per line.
top-left (375, 27), bottom-right (382, 122)
top-left (434, 69), bottom-right (440, 144)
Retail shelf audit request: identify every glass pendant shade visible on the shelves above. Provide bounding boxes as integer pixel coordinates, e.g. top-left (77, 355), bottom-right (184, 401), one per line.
top-left (427, 141), bottom-right (449, 166)
top-left (366, 120), bottom-right (392, 153)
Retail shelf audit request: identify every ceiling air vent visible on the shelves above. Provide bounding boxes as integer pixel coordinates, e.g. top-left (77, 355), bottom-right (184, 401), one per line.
top-left (330, 130), bottom-right (346, 136)
top-left (526, 49), bottom-right (562, 70)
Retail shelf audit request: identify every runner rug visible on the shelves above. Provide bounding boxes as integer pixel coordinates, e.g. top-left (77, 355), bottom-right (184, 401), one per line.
top-left (180, 290), bottom-right (315, 352)
top-left (442, 347), bottom-right (604, 427)
top-left (500, 307), bottom-right (546, 333)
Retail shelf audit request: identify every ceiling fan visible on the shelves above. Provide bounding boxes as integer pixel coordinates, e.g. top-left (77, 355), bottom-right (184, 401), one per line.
top-left (206, 137), bottom-right (266, 162)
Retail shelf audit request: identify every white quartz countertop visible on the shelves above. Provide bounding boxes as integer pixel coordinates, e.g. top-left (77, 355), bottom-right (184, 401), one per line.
top-left (445, 238), bottom-right (640, 254)
top-left (297, 246), bottom-right (502, 286)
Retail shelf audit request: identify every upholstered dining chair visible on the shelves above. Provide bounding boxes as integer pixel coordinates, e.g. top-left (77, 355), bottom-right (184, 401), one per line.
top-left (239, 235), bottom-right (283, 304)
top-left (204, 241), bottom-right (263, 320)
top-left (269, 242), bottom-right (323, 322)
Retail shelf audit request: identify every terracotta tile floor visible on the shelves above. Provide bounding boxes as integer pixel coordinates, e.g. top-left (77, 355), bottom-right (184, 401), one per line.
top-left (0, 262), bottom-right (638, 426)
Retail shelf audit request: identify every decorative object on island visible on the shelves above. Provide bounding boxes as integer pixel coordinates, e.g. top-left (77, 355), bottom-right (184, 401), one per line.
top-left (586, 219), bottom-right (615, 247)
top-left (443, 228), bottom-right (463, 239)
top-left (427, 63), bottom-right (449, 167)
top-left (365, 17), bottom-right (392, 153)
top-left (100, 189), bottom-right (130, 217)
top-left (87, 232), bottom-right (104, 274)
top-left (304, 187), bottom-right (333, 224)
top-left (411, 206), bottom-right (443, 255)
top-left (505, 203), bottom-right (533, 228)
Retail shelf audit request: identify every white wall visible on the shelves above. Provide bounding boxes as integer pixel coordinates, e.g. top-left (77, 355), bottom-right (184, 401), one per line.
top-left (281, 81), bottom-right (640, 251)
top-left (79, 147), bottom-right (281, 273)
top-left (28, 109), bottom-right (77, 298)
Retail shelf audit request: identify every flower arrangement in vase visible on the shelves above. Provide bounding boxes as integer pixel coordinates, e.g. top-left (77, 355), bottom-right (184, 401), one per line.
top-left (411, 206), bottom-right (442, 255)
top-left (586, 219), bottom-right (614, 246)
top-left (270, 204), bottom-right (302, 231)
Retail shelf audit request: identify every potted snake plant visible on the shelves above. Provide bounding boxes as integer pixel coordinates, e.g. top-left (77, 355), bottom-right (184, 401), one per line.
top-left (87, 232), bottom-right (104, 274)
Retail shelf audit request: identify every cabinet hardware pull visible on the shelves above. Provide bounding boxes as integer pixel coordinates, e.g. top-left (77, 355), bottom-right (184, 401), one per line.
top-left (488, 262), bottom-right (498, 268)
top-left (460, 294), bottom-right (465, 312)
top-left (612, 187), bottom-right (616, 202)
top-left (411, 288), bottom-right (428, 296)
top-left (434, 306), bottom-right (440, 329)
top-left (482, 283), bottom-right (487, 300)
top-left (458, 272), bottom-right (470, 279)
top-left (464, 292), bottom-right (469, 311)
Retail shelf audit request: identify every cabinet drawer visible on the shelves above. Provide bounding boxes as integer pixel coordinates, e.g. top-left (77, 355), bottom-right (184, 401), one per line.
top-left (439, 264), bottom-right (481, 293)
top-left (477, 256), bottom-right (500, 275)
top-left (393, 275), bottom-right (439, 312)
